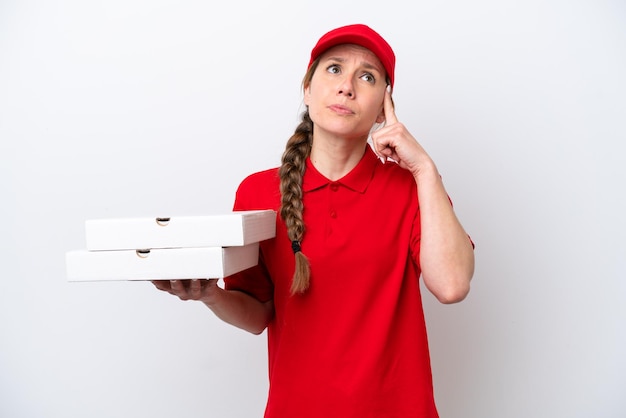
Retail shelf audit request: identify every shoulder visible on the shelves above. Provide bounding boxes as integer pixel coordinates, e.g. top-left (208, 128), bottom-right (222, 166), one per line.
top-left (234, 167), bottom-right (281, 211)
top-left (237, 167), bottom-right (280, 191)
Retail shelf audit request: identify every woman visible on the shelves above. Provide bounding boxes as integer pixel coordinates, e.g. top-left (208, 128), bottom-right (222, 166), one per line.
top-left (154, 23), bottom-right (474, 417)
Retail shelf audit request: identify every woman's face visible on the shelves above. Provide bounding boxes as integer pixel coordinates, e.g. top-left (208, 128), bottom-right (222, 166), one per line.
top-left (304, 44), bottom-right (388, 142)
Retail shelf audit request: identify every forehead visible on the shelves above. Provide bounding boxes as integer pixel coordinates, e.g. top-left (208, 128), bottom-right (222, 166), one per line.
top-left (317, 44), bottom-right (385, 73)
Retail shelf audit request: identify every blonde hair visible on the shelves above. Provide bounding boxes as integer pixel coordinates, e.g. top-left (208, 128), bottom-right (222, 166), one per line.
top-left (279, 64), bottom-right (317, 295)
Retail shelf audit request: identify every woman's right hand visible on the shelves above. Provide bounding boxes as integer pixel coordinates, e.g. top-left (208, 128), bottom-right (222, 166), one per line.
top-left (152, 279), bottom-right (220, 303)
top-left (151, 278), bottom-right (273, 334)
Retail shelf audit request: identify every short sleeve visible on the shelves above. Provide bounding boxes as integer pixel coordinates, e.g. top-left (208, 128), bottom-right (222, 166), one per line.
top-left (222, 170), bottom-right (278, 303)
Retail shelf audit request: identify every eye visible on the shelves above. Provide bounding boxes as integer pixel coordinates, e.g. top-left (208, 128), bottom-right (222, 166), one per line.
top-left (360, 72), bottom-right (376, 84)
top-left (326, 64), bottom-right (341, 74)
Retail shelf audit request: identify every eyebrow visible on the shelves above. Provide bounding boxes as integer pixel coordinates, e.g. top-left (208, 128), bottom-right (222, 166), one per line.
top-left (323, 56), bottom-right (383, 74)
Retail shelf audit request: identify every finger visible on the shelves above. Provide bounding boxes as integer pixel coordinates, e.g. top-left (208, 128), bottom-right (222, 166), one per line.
top-left (371, 133), bottom-right (388, 164)
top-left (170, 279), bottom-right (189, 299)
top-left (383, 86), bottom-right (398, 126)
top-left (189, 279), bottom-right (203, 299)
top-left (151, 280), bottom-right (170, 291)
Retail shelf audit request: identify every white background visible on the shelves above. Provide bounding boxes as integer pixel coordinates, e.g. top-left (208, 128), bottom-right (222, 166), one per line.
top-left (1, 1), bottom-right (624, 417)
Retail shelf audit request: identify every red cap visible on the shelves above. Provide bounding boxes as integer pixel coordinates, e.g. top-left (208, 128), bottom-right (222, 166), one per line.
top-left (308, 24), bottom-right (396, 88)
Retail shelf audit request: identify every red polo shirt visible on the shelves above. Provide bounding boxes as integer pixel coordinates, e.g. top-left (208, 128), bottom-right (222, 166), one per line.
top-left (225, 146), bottom-right (439, 418)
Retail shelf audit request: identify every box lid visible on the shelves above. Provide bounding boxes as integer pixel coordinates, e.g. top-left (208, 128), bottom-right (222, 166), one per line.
top-left (66, 243), bottom-right (259, 281)
top-left (85, 210), bottom-right (276, 250)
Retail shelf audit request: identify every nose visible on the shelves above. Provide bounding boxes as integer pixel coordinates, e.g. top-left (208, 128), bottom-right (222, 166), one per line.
top-left (337, 76), bottom-right (354, 98)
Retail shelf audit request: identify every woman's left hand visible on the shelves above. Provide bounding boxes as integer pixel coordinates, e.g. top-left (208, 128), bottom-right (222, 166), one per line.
top-left (371, 88), bottom-right (436, 178)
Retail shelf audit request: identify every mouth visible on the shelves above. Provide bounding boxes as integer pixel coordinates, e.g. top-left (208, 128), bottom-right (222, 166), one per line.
top-left (328, 104), bottom-right (354, 115)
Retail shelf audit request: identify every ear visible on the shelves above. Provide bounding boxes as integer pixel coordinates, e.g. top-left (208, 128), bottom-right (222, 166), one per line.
top-left (375, 106), bottom-right (385, 124)
top-left (303, 84), bottom-right (311, 106)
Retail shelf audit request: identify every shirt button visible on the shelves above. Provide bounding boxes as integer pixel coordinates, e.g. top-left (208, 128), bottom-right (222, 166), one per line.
top-left (330, 210), bottom-right (337, 218)
top-left (330, 183), bottom-right (339, 192)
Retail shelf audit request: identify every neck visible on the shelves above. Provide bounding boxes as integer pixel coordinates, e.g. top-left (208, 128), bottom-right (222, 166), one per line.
top-left (309, 134), bottom-right (368, 181)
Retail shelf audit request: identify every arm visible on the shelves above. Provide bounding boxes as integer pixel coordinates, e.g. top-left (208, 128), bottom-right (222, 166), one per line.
top-left (412, 164), bottom-right (474, 303)
top-left (371, 88), bottom-right (474, 303)
top-left (152, 279), bottom-right (274, 334)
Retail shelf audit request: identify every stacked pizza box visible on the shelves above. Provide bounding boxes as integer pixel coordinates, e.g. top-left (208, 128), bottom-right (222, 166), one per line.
top-left (65, 210), bottom-right (276, 282)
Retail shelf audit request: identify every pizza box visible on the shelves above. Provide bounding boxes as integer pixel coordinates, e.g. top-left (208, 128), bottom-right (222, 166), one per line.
top-left (84, 210), bottom-right (276, 250)
top-left (65, 243), bottom-right (259, 282)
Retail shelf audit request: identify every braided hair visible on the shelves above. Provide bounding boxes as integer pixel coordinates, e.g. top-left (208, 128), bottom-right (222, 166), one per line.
top-left (279, 64), bottom-right (317, 295)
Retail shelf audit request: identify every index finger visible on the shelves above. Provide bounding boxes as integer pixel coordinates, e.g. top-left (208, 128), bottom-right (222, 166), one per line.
top-left (383, 86), bottom-right (398, 126)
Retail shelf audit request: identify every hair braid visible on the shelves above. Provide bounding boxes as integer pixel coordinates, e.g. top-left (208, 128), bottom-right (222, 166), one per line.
top-left (279, 110), bottom-right (313, 295)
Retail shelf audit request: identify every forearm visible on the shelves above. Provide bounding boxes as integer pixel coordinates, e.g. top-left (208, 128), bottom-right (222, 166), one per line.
top-left (202, 287), bottom-right (274, 335)
top-left (415, 164), bottom-right (474, 304)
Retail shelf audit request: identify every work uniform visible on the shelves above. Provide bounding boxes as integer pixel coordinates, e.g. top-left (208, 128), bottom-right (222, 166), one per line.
top-left (225, 145), bottom-right (439, 418)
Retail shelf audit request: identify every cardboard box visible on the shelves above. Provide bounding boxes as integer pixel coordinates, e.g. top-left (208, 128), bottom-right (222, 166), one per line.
top-left (84, 210), bottom-right (276, 250)
top-left (66, 243), bottom-right (259, 282)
